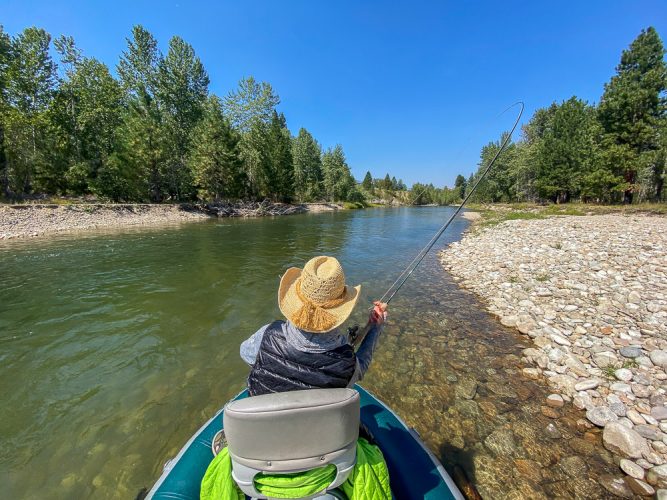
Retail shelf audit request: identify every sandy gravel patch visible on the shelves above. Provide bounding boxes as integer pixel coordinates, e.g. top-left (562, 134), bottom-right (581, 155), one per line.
top-left (0, 204), bottom-right (208, 240)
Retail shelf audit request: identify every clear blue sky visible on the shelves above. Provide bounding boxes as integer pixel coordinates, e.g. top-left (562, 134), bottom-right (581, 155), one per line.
top-left (3, 0), bottom-right (666, 187)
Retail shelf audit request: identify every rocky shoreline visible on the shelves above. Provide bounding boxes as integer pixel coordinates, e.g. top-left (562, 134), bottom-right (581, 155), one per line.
top-left (0, 202), bottom-right (342, 240)
top-left (441, 213), bottom-right (667, 497)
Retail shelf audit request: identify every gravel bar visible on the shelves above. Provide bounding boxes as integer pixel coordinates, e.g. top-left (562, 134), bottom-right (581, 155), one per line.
top-left (441, 214), bottom-right (667, 495)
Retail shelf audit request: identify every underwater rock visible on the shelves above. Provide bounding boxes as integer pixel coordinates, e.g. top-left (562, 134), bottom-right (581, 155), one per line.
top-left (599, 474), bottom-right (633, 498)
top-left (484, 428), bottom-right (518, 458)
top-left (454, 376), bottom-right (478, 400)
top-left (559, 455), bottom-right (587, 478)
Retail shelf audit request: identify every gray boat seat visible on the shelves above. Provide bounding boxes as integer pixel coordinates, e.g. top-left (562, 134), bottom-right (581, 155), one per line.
top-left (224, 388), bottom-right (360, 499)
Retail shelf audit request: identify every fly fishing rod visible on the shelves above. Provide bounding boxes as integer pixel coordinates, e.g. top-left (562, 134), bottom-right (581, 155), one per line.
top-left (351, 101), bottom-right (524, 346)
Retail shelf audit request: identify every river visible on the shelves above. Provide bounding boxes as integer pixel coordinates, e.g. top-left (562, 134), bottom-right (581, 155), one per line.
top-left (0, 207), bottom-right (617, 499)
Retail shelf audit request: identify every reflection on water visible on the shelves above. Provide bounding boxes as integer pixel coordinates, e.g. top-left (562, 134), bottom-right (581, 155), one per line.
top-left (0, 208), bottom-right (615, 499)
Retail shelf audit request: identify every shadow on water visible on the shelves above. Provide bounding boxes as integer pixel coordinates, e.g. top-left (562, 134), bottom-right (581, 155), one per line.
top-left (0, 208), bottom-right (618, 499)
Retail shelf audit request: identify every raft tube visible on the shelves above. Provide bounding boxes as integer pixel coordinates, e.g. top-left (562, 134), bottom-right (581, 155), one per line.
top-left (147, 385), bottom-right (463, 499)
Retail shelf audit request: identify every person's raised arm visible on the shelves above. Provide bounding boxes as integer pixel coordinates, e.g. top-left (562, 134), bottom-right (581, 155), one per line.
top-left (355, 301), bottom-right (388, 378)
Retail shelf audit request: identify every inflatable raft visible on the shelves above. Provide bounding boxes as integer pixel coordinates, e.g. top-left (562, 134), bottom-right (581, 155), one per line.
top-left (147, 385), bottom-right (463, 499)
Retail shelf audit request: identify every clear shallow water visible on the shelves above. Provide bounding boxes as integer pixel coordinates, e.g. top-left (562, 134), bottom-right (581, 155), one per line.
top-left (0, 208), bottom-right (616, 499)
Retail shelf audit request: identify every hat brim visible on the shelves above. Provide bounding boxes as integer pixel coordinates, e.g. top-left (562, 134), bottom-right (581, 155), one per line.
top-left (278, 267), bottom-right (361, 333)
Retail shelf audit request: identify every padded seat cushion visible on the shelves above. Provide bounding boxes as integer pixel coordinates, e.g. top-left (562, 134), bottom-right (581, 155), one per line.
top-left (224, 388), bottom-right (360, 466)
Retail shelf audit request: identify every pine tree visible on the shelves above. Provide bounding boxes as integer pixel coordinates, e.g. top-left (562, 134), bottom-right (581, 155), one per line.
top-left (454, 174), bottom-right (467, 200)
top-left (361, 171), bottom-right (373, 191)
top-left (266, 111), bottom-right (293, 202)
top-left (292, 127), bottom-right (322, 201)
top-left (383, 173), bottom-right (392, 190)
top-left (598, 27), bottom-right (667, 203)
top-left (188, 95), bottom-right (243, 200)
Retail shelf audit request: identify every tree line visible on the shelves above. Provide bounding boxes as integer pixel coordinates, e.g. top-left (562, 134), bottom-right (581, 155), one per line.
top-left (0, 24), bottom-right (370, 204)
top-left (2, 24), bottom-right (663, 207)
top-left (346, 27), bottom-right (666, 208)
top-left (465, 27), bottom-right (666, 205)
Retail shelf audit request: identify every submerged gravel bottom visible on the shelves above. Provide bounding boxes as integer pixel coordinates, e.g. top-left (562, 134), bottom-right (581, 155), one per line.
top-left (364, 261), bottom-right (621, 499)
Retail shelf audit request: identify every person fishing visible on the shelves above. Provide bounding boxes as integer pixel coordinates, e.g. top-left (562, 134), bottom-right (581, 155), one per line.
top-left (240, 255), bottom-right (387, 396)
top-left (198, 255), bottom-right (392, 500)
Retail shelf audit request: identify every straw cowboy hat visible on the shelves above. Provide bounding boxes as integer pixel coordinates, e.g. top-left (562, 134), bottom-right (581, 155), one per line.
top-left (279, 256), bottom-right (361, 333)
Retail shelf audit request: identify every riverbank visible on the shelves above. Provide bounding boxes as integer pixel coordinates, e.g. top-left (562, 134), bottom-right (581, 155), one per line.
top-left (441, 210), bottom-right (667, 496)
top-left (0, 202), bottom-right (343, 240)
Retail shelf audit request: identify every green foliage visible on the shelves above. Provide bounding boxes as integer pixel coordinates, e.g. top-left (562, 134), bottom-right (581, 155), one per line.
top-left (598, 27), bottom-right (667, 203)
top-left (469, 132), bottom-right (518, 203)
top-left (460, 27), bottom-right (667, 206)
top-left (117, 25), bottom-right (160, 99)
top-left (533, 97), bottom-right (600, 203)
top-left (3, 23), bottom-right (663, 210)
top-left (454, 174), bottom-right (466, 200)
top-left (602, 365), bottom-right (617, 379)
top-left (3, 27), bottom-right (56, 195)
top-left (93, 152), bottom-right (145, 202)
top-left (408, 182), bottom-right (461, 206)
top-left (382, 173), bottom-right (392, 191)
top-left (292, 128), bottom-right (323, 201)
top-left (188, 96), bottom-right (244, 200)
top-left (266, 111), bottom-right (294, 202)
top-left (226, 77), bottom-right (286, 200)
top-left (224, 76), bottom-right (280, 132)
top-left (115, 25), bottom-right (163, 201)
top-left (477, 209), bottom-right (546, 228)
top-left (346, 187), bottom-right (366, 204)
top-left (343, 200), bottom-right (366, 209)
top-left (47, 38), bottom-right (124, 195)
top-left (157, 35), bottom-right (209, 200)
top-left (322, 145), bottom-right (355, 202)
top-left (0, 26), bottom-right (11, 196)
top-left (2, 24), bottom-right (370, 204)
top-left (361, 170), bottom-right (373, 191)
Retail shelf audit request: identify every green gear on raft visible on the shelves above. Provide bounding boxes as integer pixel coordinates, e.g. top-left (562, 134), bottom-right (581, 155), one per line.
top-left (200, 438), bottom-right (391, 500)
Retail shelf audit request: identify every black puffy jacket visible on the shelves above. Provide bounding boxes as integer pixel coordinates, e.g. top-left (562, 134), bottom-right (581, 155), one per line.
top-left (247, 320), bottom-right (357, 396)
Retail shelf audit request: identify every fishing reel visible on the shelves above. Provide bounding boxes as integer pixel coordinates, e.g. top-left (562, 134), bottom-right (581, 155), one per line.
top-left (347, 324), bottom-right (360, 344)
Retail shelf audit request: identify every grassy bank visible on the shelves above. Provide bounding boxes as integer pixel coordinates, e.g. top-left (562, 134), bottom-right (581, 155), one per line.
top-left (465, 202), bottom-right (667, 228)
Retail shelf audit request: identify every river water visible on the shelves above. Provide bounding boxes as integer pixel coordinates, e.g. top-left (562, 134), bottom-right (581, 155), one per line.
top-left (0, 207), bottom-right (618, 499)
